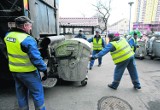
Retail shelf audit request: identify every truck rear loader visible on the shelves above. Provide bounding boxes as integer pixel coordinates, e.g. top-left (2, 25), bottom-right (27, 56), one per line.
top-left (0, 0), bottom-right (59, 80)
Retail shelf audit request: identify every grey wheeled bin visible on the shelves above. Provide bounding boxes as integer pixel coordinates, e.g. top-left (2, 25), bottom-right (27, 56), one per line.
top-left (54, 38), bottom-right (91, 86)
top-left (135, 40), bottom-right (146, 60)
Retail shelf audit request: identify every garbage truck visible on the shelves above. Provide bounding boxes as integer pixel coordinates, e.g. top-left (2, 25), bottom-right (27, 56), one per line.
top-left (0, 0), bottom-right (59, 80)
top-left (0, 0), bottom-right (91, 87)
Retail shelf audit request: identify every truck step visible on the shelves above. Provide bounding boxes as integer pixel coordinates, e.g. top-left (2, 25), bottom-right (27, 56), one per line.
top-left (42, 78), bottom-right (57, 88)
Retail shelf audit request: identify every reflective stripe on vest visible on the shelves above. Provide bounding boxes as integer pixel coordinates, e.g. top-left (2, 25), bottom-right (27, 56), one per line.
top-left (4, 32), bottom-right (37, 72)
top-left (110, 37), bottom-right (134, 64)
top-left (93, 38), bottom-right (103, 50)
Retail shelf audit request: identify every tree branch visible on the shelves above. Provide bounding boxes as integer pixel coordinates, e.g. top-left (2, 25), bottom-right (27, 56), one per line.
top-left (92, 0), bottom-right (112, 33)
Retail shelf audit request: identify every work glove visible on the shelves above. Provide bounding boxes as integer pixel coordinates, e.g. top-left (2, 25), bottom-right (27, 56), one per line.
top-left (90, 55), bottom-right (98, 61)
top-left (42, 70), bottom-right (48, 81)
top-left (136, 45), bottom-right (140, 48)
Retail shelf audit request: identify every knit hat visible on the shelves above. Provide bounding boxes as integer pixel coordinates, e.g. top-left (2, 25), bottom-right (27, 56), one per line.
top-left (79, 30), bottom-right (83, 32)
top-left (114, 32), bottom-right (120, 37)
top-left (108, 33), bottom-right (114, 39)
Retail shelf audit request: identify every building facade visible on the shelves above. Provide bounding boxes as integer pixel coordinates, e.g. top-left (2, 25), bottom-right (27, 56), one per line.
top-left (134, 0), bottom-right (160, 23)
top-left (134, 0), bottom-right (160, 33)
top-left (59, 18), bottom-right (99, 35)
top-left (108, 18), bottom-right (129, 34)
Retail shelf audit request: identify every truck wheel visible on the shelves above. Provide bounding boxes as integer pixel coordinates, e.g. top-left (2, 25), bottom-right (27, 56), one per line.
top-left (81, 79), bottom-right (87, 86)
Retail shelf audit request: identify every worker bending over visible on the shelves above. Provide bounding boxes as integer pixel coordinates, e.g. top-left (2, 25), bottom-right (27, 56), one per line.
top-left (91, 33), bottom-right (141, 90)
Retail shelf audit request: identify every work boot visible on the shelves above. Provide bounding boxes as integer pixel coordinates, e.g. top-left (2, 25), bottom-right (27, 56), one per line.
top-left (133, 82), bottom-right (141, 90)
top-left (108, 84), bottom-right (117, 90)
top-left (134, 86), bottom-right (141, 90)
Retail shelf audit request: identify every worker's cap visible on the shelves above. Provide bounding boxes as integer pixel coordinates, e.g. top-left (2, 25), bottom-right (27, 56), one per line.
top-left (108, 33), bottom-right (114, 39)
top-left (79, 30), bottom-right (83, 32)
top-left (15, 16), bottom-right (33, 25)
top-left (95, 29), bottom-right (101, 33)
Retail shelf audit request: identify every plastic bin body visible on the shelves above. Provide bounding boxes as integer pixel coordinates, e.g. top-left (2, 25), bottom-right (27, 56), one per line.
top-left (135, 40), bottom-right (146, 58)
top-left (153, 40), bottom-right (160, 57)
top-left (146, 35), bottom-right (160, 58)
top-left (54, 38), bottom-right (91, 81)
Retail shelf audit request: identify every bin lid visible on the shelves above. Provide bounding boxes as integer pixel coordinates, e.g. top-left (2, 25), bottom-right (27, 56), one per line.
top-left (71, 38), bottom-right (91, 48)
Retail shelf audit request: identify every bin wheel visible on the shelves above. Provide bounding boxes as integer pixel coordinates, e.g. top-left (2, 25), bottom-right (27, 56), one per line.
top-left (150, 56), bottom-right (154, 60)
top-left (81, 79), bottom-right (87, 86)
top-left (139, 57), bottom-right (144, 60)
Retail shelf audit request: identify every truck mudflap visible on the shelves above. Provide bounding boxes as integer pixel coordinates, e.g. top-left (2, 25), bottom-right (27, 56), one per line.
top-left (42, 78), bottom-right (57, 88)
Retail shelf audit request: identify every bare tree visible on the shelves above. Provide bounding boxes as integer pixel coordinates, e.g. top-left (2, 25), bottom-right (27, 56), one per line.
top-left (93, 0), bottom-right (112, 34)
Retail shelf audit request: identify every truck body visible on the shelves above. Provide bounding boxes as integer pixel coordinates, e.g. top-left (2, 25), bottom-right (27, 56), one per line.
top-left (0, 0), bottom-right (59, 79)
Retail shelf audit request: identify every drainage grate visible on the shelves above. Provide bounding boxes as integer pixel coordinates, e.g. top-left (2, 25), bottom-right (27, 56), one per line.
top-left (98, 96), bottom-right (132, 110)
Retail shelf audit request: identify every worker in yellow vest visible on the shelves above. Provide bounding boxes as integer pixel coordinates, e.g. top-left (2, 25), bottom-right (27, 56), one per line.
top-left (91, 33), bottom-right (141, 90)
top-left (88, 30), bottom-right (106, 70)
top-left (4, 16), bottom-right (47, 110)
top-left (128, 32), bottom-right (138, 52)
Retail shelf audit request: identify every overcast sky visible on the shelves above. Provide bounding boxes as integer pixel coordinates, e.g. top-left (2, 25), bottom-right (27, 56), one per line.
top-left (59, 0), bottom-right (135, 25)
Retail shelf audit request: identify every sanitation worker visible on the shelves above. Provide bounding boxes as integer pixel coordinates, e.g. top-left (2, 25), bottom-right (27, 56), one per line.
top-left (4, 16), bottom-right (47, 110)
top-left (88, 30), bottom-right (106, 70)
top-left (91, 33), bottom-right (141, 90)
top-left (128, 32), bottom-right (138, 52)
top-left (75, 30), bottom-right (87, 40)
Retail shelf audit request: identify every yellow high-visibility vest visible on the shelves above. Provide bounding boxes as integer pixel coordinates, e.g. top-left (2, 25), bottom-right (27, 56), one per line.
top-left (93, 38), bottom-right (103, 50)
top-left (110, 37), bottom-right (134, 64)
top-left (4, 32), bottom-right (37, 72)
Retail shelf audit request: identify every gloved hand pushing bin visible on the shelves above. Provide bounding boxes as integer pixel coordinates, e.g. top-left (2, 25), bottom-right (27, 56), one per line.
top-left (90, 55), bottom-right (98, 61)
top-left (42, 70), bottom-right (48, 81)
